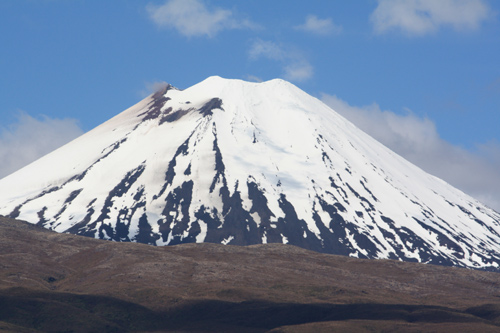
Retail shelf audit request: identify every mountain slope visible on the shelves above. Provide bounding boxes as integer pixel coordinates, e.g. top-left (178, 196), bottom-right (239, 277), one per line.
top-left (1, 76), bottom-right (499, 270)
top-left (0, 217), bottom-right (500, 332)
top-left (2, 216), bottom-right (500, 332)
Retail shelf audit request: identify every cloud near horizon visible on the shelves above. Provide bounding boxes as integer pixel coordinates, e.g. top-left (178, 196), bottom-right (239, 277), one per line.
top-left (0, 112), bottom-right (84, 179)
top-left (147, 0), bottom-right (258, 38)
top-left (295, 15), bottom-right (342, 35)
top-left (371, 0), bottom-right (491, 35)
top-left (248, 39), bottom-right (313, 82)
top-left (321, 93), bottom-right (500, 212)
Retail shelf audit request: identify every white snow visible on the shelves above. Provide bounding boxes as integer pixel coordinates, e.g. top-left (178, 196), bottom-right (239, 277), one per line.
top-left (1, 75), bottom-right (499, 270)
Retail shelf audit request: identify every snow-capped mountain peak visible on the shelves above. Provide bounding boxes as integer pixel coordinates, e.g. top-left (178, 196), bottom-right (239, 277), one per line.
top-left (1, 76), bottom-right (500, 271)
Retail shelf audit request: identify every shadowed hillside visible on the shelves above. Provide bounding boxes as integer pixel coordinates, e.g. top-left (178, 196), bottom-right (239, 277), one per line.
top-left (1, 216), bottom-right (500, 332)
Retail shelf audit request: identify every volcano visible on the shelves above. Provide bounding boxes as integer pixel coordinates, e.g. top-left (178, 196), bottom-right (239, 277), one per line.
top-left (1, 76), bottom-right (499, 270)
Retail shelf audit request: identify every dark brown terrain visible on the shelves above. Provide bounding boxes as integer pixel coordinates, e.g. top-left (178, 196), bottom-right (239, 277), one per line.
top-left (1, 215), bottom-right (500, 332)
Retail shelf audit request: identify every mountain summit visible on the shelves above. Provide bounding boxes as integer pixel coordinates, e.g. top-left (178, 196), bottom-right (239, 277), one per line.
top-left (1, 76), bottom-right (499, 270)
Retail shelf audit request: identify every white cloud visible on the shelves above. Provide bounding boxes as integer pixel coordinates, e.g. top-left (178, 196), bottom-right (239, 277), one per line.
top-left (321, 94), bottom-right (500, 212)
top-left (248, 39), bottom-right (285, 61)
top-left (283, 61), bottom-right (314, 82)
top-left (248, 39), bottom-right (314, 82)
top-left (245, 75), bottom-right (264, 83)
top-left (146, 0), bottom-right (257, 38)
top-left (371, 0), bottom-right (491, 35)
top-left (295, 15), bottom-right (342, 35)
top-left (0, 112), bottom-right (84, 179)
top-left (139, 80), bottom-right (169, 98)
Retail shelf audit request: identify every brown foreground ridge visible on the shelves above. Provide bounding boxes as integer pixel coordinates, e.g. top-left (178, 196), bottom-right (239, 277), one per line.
top-left (1, 216), bottom-right (500, 332)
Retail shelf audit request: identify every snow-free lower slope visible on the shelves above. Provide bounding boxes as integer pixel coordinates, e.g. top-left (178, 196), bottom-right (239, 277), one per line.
top-left (1, 76), bottom-right (500, 270)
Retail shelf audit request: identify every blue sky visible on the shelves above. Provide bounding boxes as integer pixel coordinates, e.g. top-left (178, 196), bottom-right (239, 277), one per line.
top-left (1, 0), bottom-right (500, 210)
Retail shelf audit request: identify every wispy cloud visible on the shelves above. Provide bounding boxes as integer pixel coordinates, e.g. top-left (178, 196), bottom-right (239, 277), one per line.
top-left (283, 61), bottom-right (314, 82)
top-left (146, 0), bottom-right (258, 38)
top-left (0, 112), bottom-right (84, 179)
top-left (370, 0), bottom-right (491, 36)
top-left (321, 94), bottom-right (500, 211)
top-left (245, 75), bottom-right (264, 83)
top-left (139, 80), bottom-right (170, 98)
top-left (295, 15), bottom-right (342, 35)
top-left (248, 39), bottom-right (313, 82)
top-left (248, 39), bottom-right (285, 60)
